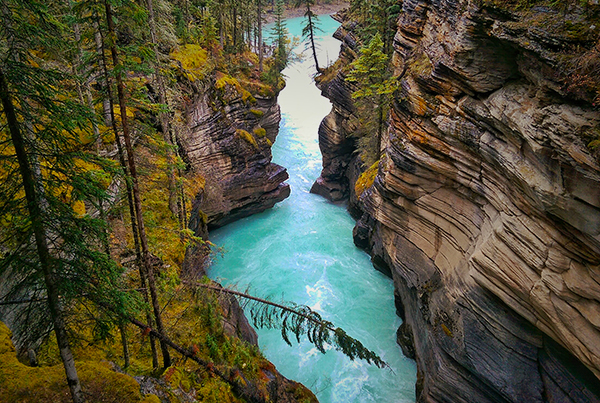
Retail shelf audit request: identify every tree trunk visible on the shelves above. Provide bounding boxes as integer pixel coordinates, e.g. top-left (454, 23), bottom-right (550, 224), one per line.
top-left (258, 0), bottom-right (263, 72)
top-left (233, 7), bottom-right (238, 50)
top-left (120, 324), bottom-right (130, 369)
top-left (103, 0), bottom-right (172, 369)
top-left (146, 0), bottom-right (183, 225)
top-left (94, 14), bottom-right (160, 369)
top-left (377, 94), bottom-right (383, 160)
top-left (0, 68), bottom-right (85, 403)
top-left (307, 6), bottom-right (321, 73)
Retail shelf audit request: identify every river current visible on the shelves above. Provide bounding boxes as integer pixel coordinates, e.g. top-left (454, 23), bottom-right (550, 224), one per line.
top-left (208, 15), bottom-right (417, 403)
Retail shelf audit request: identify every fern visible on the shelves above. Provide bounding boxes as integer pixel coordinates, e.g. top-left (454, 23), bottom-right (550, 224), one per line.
top-left (198, 284), bottom-right (389, 369)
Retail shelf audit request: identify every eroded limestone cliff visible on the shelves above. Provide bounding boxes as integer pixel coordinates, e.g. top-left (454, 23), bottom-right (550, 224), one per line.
top-left (179, 78), bottom-right (290, 232)
top-left (316, 3), bottom-right (600, 402)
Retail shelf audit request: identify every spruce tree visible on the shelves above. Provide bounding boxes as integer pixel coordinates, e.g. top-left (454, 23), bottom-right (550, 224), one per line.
top-left (102, 0), bottom-right (172, 368)
top-left (0, 1), bottom-right (136, 401)
top-left (271, 0), bottom-right (289, 73)
top-left (346, 33), bottom-right (397, 164)
top-left (296, 0), bottom-right (322, 72)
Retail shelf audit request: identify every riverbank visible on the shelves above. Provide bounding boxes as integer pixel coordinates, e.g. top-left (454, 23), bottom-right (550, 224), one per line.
top-left (264, 1), bottom-right (349, 24)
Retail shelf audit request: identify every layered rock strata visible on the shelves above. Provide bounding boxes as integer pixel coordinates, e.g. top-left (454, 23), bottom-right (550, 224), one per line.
top-left (176, 79), bottom-right (313, 403)
top-left (317, 3), bottom-right (600, 402)
top-left (311, 14), bottom-right (363, 204)
top-left (180, 81), bottom-right (290, 231)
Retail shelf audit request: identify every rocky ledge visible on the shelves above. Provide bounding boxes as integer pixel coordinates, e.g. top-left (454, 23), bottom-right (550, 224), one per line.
top-left (317, 2), bottom-right (600, 402)
top-left (180, 78), bottom-right (290, 232)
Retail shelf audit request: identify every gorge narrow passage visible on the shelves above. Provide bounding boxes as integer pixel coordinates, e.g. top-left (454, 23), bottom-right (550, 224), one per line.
top-left (208, 15), bottom-right (416, 403)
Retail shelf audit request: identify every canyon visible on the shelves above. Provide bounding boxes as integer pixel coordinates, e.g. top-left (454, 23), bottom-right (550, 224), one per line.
top-left (314, 2), bottom-right (600, 402)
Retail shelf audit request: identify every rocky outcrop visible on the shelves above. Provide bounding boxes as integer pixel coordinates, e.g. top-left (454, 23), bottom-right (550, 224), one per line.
top-left (311, 14), bottom-right (363, 203)
top-left (317, 2), bottom-right (600, 402)
top-left (180, 79), bottom-right (290, 231)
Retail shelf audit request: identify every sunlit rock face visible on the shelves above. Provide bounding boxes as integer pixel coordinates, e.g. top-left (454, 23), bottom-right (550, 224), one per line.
top-left (318, 2), bottom-right (600, 402)
top-left (180, 82), bottom-right (290, 231)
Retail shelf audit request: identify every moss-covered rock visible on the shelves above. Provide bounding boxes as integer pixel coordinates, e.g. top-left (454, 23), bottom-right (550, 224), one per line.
top-left (0, 322), bottom-right (158, 403)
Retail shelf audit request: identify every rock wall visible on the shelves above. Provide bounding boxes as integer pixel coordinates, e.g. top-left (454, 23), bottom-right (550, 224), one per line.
top-left (317, 3), bottom-right (600, 402)
top-left (311, 14), bottom-right (363, 204)
top-left (180, 80), bottom-right (290, 232)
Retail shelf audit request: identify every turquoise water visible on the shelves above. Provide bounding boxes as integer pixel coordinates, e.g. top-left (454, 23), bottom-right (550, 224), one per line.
top-left (208, 15), bottom-right (416, 403)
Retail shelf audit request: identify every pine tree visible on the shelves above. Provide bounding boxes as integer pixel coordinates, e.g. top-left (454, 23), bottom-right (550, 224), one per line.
top-left (271, 0), bottom-right (289, 73)
top-left (0, 1), bottom-right (136, 401)
top-left (102, 0), bottom-right (172, 368)
top-left (346, 33), bottom-right (397, 164)
top-left (296, 0), bottom-right (322, 72)
top-left (257, 0), bottom-right (264, 71)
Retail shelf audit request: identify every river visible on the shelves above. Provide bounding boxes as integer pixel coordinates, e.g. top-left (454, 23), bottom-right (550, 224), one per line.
top-left (208, 14), bottom-right (417, 403)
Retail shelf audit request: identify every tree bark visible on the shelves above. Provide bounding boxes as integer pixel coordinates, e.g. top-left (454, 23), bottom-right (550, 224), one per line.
top-left (146, 0), bottom-right (183, 226)
top-left (103, 0), bottom-right (171, 368)
top-left (307, 6), bottom-right (321, 72)
top-left (0, 68), bottom-right (85, 403)
top-left (258, 0), bottom-right (263, 72)
top-left (120, 324), bottom-right (130, 369)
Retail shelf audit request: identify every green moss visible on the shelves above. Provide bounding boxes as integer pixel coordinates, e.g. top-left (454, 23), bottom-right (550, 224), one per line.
top-left (0, 322), bottom-right (150, 403)
top-left (216, 74), bottom-right (258, 105)
top-left (249, 109), bottom-right (264, 118)
top-left (215, 73), bottom-right (241, 91)
top-left (354, 160), bottom-right (379, 198)
top-left (236, 129), bottom-right (259, 149)
top-left (253, 127), bottom-right (267, 138)
top-left (140, 395), bottom-right (161, 403)
top-left (315, 57), bottom-right (345, 86)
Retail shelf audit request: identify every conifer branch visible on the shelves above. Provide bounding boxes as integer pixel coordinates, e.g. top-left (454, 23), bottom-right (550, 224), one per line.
top-left (197, 283), bottom-right (389, 369)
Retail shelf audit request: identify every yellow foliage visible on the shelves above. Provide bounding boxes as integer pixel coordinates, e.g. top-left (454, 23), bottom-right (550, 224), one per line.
top-left (100, 128), bottom-right (116, 144)
top-left (171, 44), bottom-right (209, 82)
top-left (72, 200), bottom-right (86, 217)
top-left (355, 160), bottom-right (379, 198)
top-left (215, 73), bottom-right (241, 91)
top-left (112, 105), bottom-right (136, 120)
top-left (441, 323), bottom-right (453, 337)
top-left (75, 126), bottom-right (95, 145)
top-left (236, 129), bottom-right (258, 149)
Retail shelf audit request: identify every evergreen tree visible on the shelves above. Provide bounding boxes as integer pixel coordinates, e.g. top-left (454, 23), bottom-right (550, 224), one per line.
top-left (296, 0), bottom-right (322, 72)
top-left (271, 0), bottom-right (289, 73)
top-left (0, 0), bottom-right (136, 401)
top-left (102, 0), bottom-right (172, 368)
top-left (346, 33), bottom-right (397, 164)
top-left (257, 0), bottom-right (264, 71)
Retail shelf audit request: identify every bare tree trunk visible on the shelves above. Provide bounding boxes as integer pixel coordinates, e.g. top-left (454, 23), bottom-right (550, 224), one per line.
top-left (120, 324), bottom-right (130, 369)
top-left (146, 0), bottom-right (183, 224)
top-left (258, 0), bottom-right (263, 72)
top-left (377, 94), bottom-right (383, 160)
top-left (0, 68), bottom-right (84, 403)
top-left (104, 0), bottom-right (171, 369)
top-left (233, 7), bottom-right (238, 50)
